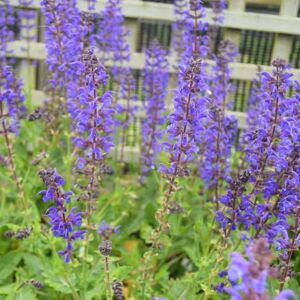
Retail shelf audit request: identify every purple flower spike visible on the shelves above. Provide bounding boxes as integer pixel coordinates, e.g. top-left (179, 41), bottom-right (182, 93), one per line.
top-left (198, 40), bottom-right (238, 206)
top-left (0, 66), bottom-right (26, 135)
top-left (0, 0), bottom-right (15, 64)
top-left (217, 59), bottom-right (299, 246)
top-left (41, 0), bottom-right (84, 105)
top-left (39, 168), bottom-right (85, 263)
top-left (93, 0), bottom-right (130, 66)
top-left (70, 48), bottom-right (115, 168)
top-left (224, 238), bottom-right (295, 300)
top-left (160, 0), bottom-right (208, 178)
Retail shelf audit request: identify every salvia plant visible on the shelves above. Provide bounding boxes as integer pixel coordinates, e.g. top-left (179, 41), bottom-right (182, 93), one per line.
top-left (1, 0), bottom-right (300, 299)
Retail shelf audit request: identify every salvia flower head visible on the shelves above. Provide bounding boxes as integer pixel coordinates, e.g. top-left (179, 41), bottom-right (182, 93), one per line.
top-left (160, 0), bottom-right (208, 178)
top-left (218, 59), bottom-right (296, 240)
top-left (182, 0), bottom-right (209, 63)
top-left (0, 65), bottom-right (26, 135)
top-left (224, 238), bottom-right (295, 300)
top-left (71, 48), bottom-right (115, 169)
top-left (41, 0), bottom-right (83, 93)
top-left (198, 39), bottom-right (238, 192)
top-left (0, 0), bottom-right (15, 63)
top-left (112, 280), bottom-right (124, 300)
top-left (38, 168), bottom-right (85, 263)
top-left (94, 0), bottom-right (130, 65)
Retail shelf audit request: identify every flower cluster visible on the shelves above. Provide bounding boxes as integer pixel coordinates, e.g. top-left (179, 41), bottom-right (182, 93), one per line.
top-left (217, 59), bottom-right (299, 249)
top-left (0, 0), bottom-right (15, 63)
top-left (198, 40), bottom-right (238, 205)
top-left (160, 0), bottom-right (207, 178)
top-left (39, 168), bottom-right (85, 263)
top-left (224, 238), bottom-right (295, 300)
top-left (71, 48), bottom-right (115, 169)
top-left (140, 40), bottom-right (169, 177)
top-left (181, 0), bottom-right (209, 64)
top-left (93, 0), bottom-right (130, 66)
top-left (0, 65), bottom-right (26, 135)
top-left (40, 0), bottom-right (83, 98)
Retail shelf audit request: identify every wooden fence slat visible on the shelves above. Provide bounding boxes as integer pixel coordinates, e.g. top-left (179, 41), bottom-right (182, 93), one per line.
top-left (10, 0), bottom-right (300, 35)
top-left (7, 41), bottom-right (300, 82)
top-left (272, 0), bottom-right (300, 61)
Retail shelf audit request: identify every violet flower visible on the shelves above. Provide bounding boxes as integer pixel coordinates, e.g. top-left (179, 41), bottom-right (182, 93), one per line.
top-left (224, 238), bottom-right (295, 300)
top-left (93, 0), bottom-right (130, 67)
top-left (70, 48), bottom-right (115, 221)
top-left (198, 40), bottom-right (238, 207)
top-left (71, 48), bottom-right (115, 169)
top-left (39, 168), bottom-right (85, 263)
top-left (160, 0), bottom-right (207, 177)
top-left (0, 65), bottom-right (26, 135)
top-left (40, 0), bottom-right (83, 102)
top-left (0, 0), bottom-right (15, 63)
top-left (157, 0), bottom-right (208, 240)
top-left (140, 40), bottom-right (169, 178)
top-left (217, 59), bottom-right (298, 246)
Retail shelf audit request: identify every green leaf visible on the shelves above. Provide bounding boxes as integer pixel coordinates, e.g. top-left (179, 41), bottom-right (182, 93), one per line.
top-left (23, 254), bottom-right (43, 274)
top-left (15, 287), bottom-right (37, 300)
top-left (0, 251), bottom-right (22, 283)
top-left (0, 284), bottom-right (15, 295)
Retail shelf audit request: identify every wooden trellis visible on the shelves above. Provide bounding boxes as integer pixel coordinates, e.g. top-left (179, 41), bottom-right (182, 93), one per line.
top-left (5, 0), bottom-right (300, 133)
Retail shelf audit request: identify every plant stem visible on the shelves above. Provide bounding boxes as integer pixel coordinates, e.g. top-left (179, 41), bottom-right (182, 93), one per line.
top-left (0, 102), bottom-right (28, 212)
top-left (104, 255), bottom-right (112, 300)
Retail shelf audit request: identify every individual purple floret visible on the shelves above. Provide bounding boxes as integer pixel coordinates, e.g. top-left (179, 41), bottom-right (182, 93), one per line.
top-left (140, 40), bottom-right (169, 178)
top-left (84, 0), bottom-right (97, 12)
top-left (39, 168), bottom-right (85, 263)
top-left (224, 238), bottom-right (295, 300)
top-left (0, 0), bottom-right (15, 63)
top-left (0, 65), bottom-right (26, 135)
